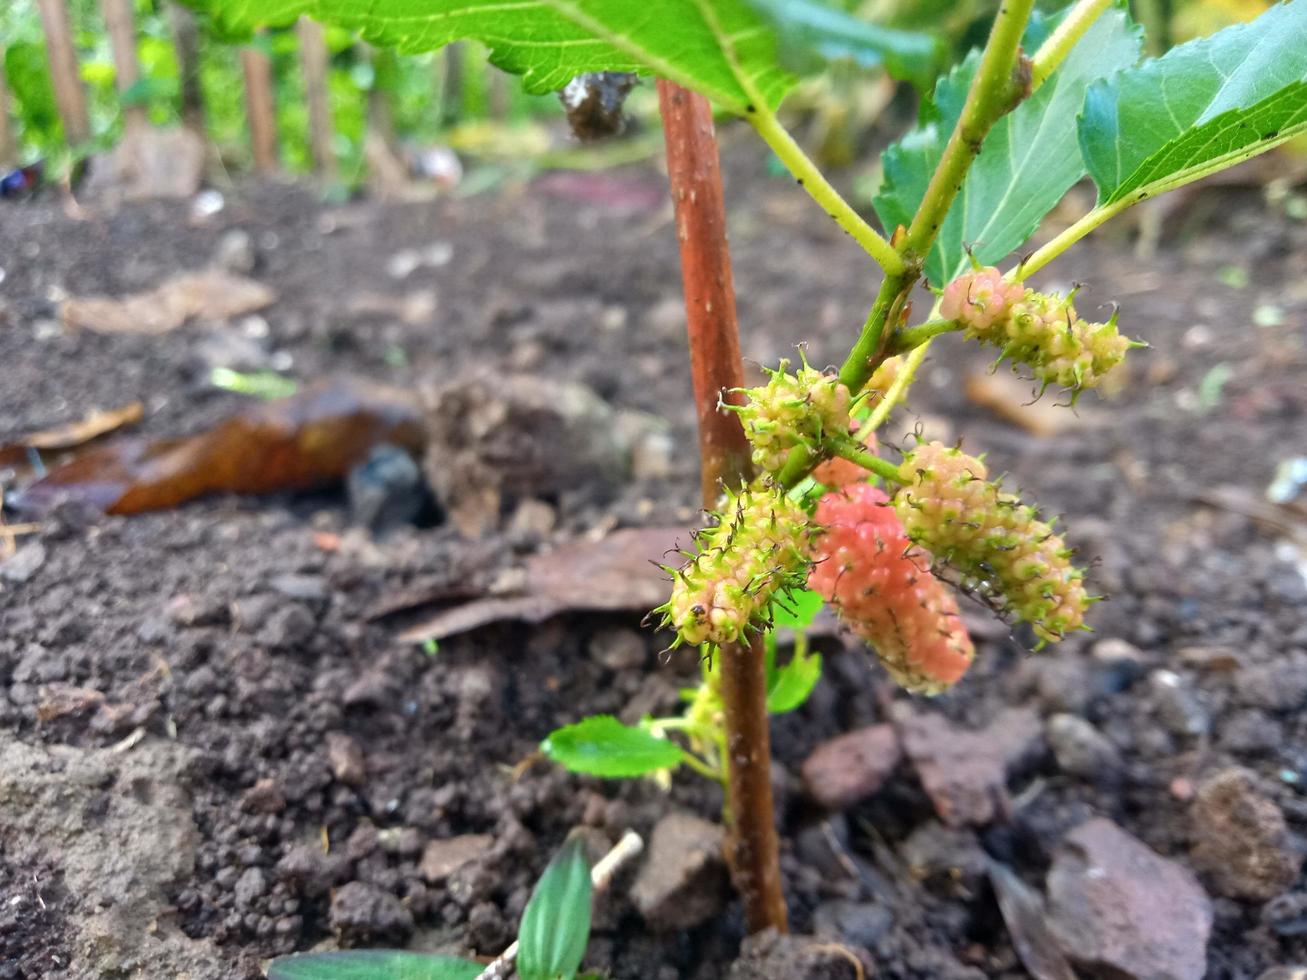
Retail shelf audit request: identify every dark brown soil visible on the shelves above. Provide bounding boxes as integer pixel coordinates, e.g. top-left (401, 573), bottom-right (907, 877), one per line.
top-left (2, 132), bottom-right (1306, 980)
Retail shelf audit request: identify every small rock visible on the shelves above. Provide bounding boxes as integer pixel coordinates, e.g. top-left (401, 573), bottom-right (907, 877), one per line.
top-left (1235, 655), bottom-right (1307, 713)
top-left (1032, 659), bottom-right (1093, 715)
top-left (801, 724), bottom-right (901, 810)
top-left (1091, 637), bottom-right (1144, 665)
top-left (630, 812), bottom-right (728, 931)
top-left (506, 498), bottom-right (557, 546)
top-left (1190, 768), bottom-right (1301, 901)
top-left (1048, 818), bottom-right (1212, 980)
top-left (347, 443), bottom-right (427, 534)
top-left (329, 881), bottom-right (414, 943)
top-left (0, 542), bottom-right (46, 584)
top-left (276, 845), bottom-right (350, 898)
top-left (233, 867), bottom-right (267, 907)
top-left (729, 928), bottom-right (865, 980)
top-left (1149, 670), bottom-right (1210, 736)
top-left (1047, 714), bottom-right (1121, 780)
top-left (240, 778), bottom-right (286, 814)
top-left (587, 628), bottom-right (647, 671)
top-left (214, 229), bottom-right (256, 273)
top-left (419, 834), bottom-right (494, 883)
top-left (1175, 645), bottom-right (1241, 672)
top-left (1262, 892), bottom-right (1307, 937)
top-left (260, 601), bottom-right (318, 651)
top-left (377, 827), bottom-right (423, 857)
top-left (898, 707), bottom-right (1042, 826)
top-left (1256, 970), bottom-right (1307, 980)
top-left (812, 900), bottom-right (893, 949)
top-left (343, 671), bottom-right (394, 707)
top-left (326, 733), bottom-right (367, 787)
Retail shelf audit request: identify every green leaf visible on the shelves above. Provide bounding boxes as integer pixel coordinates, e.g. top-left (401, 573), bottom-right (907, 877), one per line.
top-left (1080, 1), bottom-right (1307, 207)
top-left (745, 0), bottom-right (945, 91)
top-left (766, 644), bottom-right (822, 713)
top-left (267, 951), bottom-right (483, 980)
top-left (517, 837), bottom-right (593, 980)
top-left (873, 4), bottom-right (1142, 285)
top-left (771, 588), bottom-right (824, 629)
top-left (195, 0), bottom-right (794, 113)
top-left (542, 715), bottom-right (684, 777)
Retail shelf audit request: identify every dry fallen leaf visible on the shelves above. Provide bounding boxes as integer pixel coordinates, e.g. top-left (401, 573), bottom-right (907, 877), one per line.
top-left (18, 377), bottom-right (424, 516)
top-left (0, 401), bottom-right (144, 469)
top-left (397, 526), bottom-right (692, 643)
top-left (60, 269), bottom-right (276, 334)
top-left (964, 370), bottom-right (1090, 437)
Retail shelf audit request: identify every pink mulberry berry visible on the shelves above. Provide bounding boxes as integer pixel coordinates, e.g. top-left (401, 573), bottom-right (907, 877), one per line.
top-left (809, 484), bottom-right (974, 694)
top-left (940, 266), bottom-right (1024, 337)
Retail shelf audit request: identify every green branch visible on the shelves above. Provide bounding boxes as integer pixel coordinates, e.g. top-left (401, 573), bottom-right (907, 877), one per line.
top-left (1011, 197), bottom-right (1124, 278)
top-left (826, 435), bottom-right (907, 484)
top-left (889, 317), bottom-right (962, 353)
top-left (1029, 0), bottom-right (1114, 92)
top-left (902, 0), bottom-right (1037, 259)
top-left (749, 107), bottom-right (906, 276)
top-left (837, 268), bottom-right (915, 393)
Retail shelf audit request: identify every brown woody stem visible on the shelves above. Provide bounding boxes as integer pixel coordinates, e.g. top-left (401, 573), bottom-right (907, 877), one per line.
top-left (657, 78), bottom-right (787, 936)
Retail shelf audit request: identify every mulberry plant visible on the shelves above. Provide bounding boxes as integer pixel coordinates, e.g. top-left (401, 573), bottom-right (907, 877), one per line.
top-left (214, 0), bottom-right (1307, 955)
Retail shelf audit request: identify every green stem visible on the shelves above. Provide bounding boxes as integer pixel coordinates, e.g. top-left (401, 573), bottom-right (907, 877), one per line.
top-left (1029, 0), bottom-right (1113, 92)
top-left (837, 268), bottom-right (915, 393)
top-left (826, 435), bottom-right (907, 484)
top-left (1011, 198), bottom-right (1124, 279)
top-left (889, 317), bottom-right (961, 353)
top-left (902, 0), bottom-right (1036, 260)
top-left (748, 106), bottom-right (905, 276)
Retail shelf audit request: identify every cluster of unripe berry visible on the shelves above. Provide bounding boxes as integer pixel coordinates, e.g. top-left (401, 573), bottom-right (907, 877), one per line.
top-left (940, 265), bottom-right (1135, 394)
top-left (728, 358), bottom-right (853, 475)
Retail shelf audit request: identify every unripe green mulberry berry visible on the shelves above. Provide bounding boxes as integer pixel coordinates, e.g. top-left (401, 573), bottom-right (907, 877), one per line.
top-left (659, 483), bottom-right (812, 648)
top-left (809, 484), bottom-right (974, 694)
top-left (941, 267), bottom-right (1136, 396)
top-left (733, 359), bottom-right (852, 475)
top-left (893, 441), bottom-right (1091, 646)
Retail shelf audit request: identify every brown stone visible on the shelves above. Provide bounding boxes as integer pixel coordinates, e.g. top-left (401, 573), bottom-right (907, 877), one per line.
top-left (419, 834), bottom-right (494, 883)
top-left (1048, 818), bottom-right (1212, 980)
top-left (1190, 768), bottom-right (1301, 901)
top-left (801, 724), bottom-right (901, 810)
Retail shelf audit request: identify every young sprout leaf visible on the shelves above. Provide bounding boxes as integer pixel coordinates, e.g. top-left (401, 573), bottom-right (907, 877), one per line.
top-left (542, 715), bottom-right (684, 777)
top-left (745, 0), bottom-right (946, 91)
top-left (873, 2), bottom-right (1142, 285)
top-left (267, 951), bottom-right (483, 980)
top-left (195, 0), bottom-right (795, 115)
top-left (765, 644), bottom-right (823, 714)
top-left (1080, 1), bottom-right (1307, 207)
top-left (517, 837), bottom-right (593, 980)
top-left (772, 588), bottom-right (825, 629)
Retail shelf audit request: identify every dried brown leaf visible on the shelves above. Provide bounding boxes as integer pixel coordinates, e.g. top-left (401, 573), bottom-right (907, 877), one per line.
top-left (60, 269), bottom-right (275, 334)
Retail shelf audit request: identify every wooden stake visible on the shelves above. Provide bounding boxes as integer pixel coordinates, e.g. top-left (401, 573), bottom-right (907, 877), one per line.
top-left (241, 36), bottom-right (278, 173)
top-left (36, 0), bottom-right (90, 147)
top-left (100, 0), bottom-right (146, 133)
top-left (166, 2), bottom-right (205, 135)
top-left (296, 17), bottom-right (335, 179)
top-left (657, 78), bottom-right (787, 936)
top-left (438, 41), bottom-right (462, 127)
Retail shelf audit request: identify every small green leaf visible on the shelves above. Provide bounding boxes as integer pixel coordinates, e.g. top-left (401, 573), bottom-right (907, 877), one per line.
top-left (873, 3), bottom-right (1142, 285)
top-left (746, 0), bottom-right (945, 91)
top-left (196, 0), bottom-right (795, 114)
top-left (766, 645), bottom-right (822, 714)
top-left (1080, 1), bottom-right (1307, 207)
top-left (267, 951), bottom-right (483, 980)
top-left (542, 715), bottom-right (684, 777)
top-left (771, 588), bottom-right (824, 629)
top-left (517, 838), bottom-right (593, 980)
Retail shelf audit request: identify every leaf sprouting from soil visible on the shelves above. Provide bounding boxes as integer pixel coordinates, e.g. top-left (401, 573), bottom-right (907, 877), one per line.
top-left (396, 526), bottom-right (693, 644)
top-left (267, 950), bottom-right (483, 980)
top-left (59, 268), bottom-right (276, 334)
top-left (542, 715), bottom-right (685, 777)
top-left (17, 377), bottom-right (425, 516)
